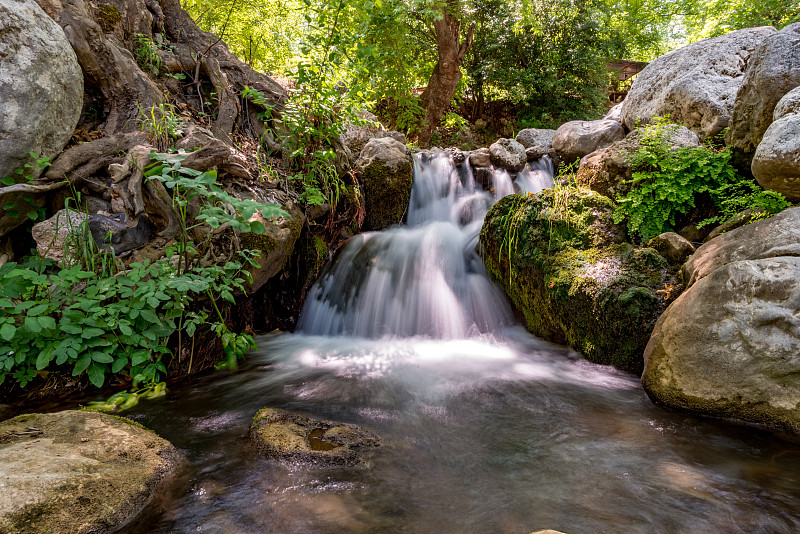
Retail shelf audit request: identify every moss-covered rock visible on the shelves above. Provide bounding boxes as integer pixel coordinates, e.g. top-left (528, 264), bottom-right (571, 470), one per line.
top-left (250, 408), bottom-right (380, 467)
top-left (479, 188), bottom-right (680, 372)
top-left (0, 410), bottom-right (182, 534)
top-left (356, 137), bottom-right (412, 231)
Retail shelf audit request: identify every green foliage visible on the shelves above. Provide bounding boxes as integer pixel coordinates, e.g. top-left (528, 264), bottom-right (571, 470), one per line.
top-left (684, 0), bottom-right (800, 39)
top-left (136, 103), bottom-right (183, 150)
top-left (614, 119), bottom-right (791, 241)
top-left (0, 152), bottom-right (289, 391)
top-left (133, 34), bottom-right (164, 75)
top-left (0, 153), bottom-right (52, 223)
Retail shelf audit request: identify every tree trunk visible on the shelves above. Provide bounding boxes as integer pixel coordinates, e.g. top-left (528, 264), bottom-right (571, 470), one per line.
top-left (417, 1), bottom-right (473, 148)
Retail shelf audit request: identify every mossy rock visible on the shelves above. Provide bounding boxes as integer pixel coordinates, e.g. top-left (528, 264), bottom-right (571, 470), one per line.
top-left (250, 408), bottom-right (380, 468)
top-left (356, 137), bottom-right (413, 231)
top-left (0, 410), bottom-right (182, 534)
top-left (480, 188), bottom-right (680, 373)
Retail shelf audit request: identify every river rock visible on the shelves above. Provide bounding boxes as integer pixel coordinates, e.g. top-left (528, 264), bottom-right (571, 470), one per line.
top-left (515, 128), bottom-right (556, 160)
top-left (469, 147), bottom-right (492, 168)
top-left (0, 0), bottom-right (83, 181)
top-left (0, 410), bottom-right (181, 534)
top-left (642, 257), bottom-right (800, 437)
top-left (726, 23), bottom-right (800, 169)
top-left (480, 189), bottom-right (679, 372)
top-left (356, 137), bottom-right (413, 231)
top-left (233, 187), bottom-right (305, 293)
top-left (249, 408), bottom-right (380, 467)
top-left (576, 124), bottom-right (699, 199)
top-left (682, 207), bottom-right (800, 287)
top-left (751, 87), bottom-right (800, 201)
top-left (31, 209), bottom-right (88, 266)
top-left (647, 232), bottom-right (695, 266)
top-left (552, 120), bottom-right (625, 164)
top-left (621, 27), bottom-right (775, 141)
top-left (489, 138), bottom-right (527, 172)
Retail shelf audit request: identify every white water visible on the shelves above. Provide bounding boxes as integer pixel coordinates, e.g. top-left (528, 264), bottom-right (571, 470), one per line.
top-left (127, 153), bottom-right (800, 534)
top-left (298, 153), bottom-right (553, 339)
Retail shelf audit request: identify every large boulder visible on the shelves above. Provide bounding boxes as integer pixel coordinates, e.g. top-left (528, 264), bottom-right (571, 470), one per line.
top-left (621, 27), bottom-right (776, 141)
top-left (230, 186), bottom-right (305, 294)
top-left (0, 0), bottom-right (83, 180)
top-left (340, 109), bottom-right (407, 157)
top-left (356, 137), bottom-right (413, 231)
top-left (469, 147), bottom-right (491, 168)
top-left (480, 189), bottom-right (679, 372)
top-left (552, 120), bottom-right (625, 164)
top-left (682, 207), bottom-right (800, 287)
top-left (751, 86), bottom-right (800, 201)
top-left (576, 124), bottom-right (699, 199)
top-left (249, 408), bottom-right (381, 467)
top-left (515, 129), bottom-right (557, 160)
top-left (726, 23), bottom-right (800, 169)
top-left (489, 138), bottom-right (527, 172)
top-left (642, 257), bottom-right (800, 437)
top-left (0, 410), bottom-right (181, 534)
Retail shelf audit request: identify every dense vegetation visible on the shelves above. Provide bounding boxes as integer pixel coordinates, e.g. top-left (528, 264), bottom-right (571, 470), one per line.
top-left (182, 0), bottom-right (799, 140)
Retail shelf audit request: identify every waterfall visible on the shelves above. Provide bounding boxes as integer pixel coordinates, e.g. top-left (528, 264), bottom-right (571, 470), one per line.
top-left (297, 152), bottom-right (554, 339)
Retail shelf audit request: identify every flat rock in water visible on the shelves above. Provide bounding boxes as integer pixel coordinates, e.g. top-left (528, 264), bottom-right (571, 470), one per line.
top-left (250, 408), bottom-right (380, 467)
top-left (0, 410), bottom-right (182, 534)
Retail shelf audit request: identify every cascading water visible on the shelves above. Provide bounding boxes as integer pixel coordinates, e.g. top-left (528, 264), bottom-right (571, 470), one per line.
top-left (122, 152), bottom-right (800, 534)
top-left (297, 152), bottom-right (552, 339)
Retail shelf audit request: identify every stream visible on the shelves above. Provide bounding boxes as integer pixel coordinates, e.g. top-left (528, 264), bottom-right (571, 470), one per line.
top-left (123, 153), bottom-right (800, 533)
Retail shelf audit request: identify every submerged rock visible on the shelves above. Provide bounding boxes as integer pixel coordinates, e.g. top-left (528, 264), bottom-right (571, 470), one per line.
top-left (643, 257), bottom-right (800, 438)
top-left (356, 137), bottom-right (413, 231)
top-left (552, 120), bottom-right (625, 164)
top-left (480, 189), bottom-right (679, 372)
top-left (621, 26), bottom-right (775, 140)
top-left (727, 23), bottom-right (800, 169)
top-left (0, 410), bottom-right (181, 534)
top-left (249, 408), bottom-right (380, 467)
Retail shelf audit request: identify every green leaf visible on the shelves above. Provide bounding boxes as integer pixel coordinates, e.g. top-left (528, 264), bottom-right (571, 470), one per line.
top-left (27, 303), bottom-right (48, 316)
top-left (131, 351), bottom-right (150, 366)
top-left (87, 363), bottom-right (106, 388)
top-left (73, 354), bottom-right (91, 375)
top-left (37, 316), bottom-right (56, 330)
top-left (91, 352), bottom-right (114, 363)
top-left (0, 323), bottom-right (15, 341)
top-left (24, 316), bottom-right (42, 333)
top-left (82, 327), bottom-right (105, 339)
top-left (112, 357), bottom-right (128, 373)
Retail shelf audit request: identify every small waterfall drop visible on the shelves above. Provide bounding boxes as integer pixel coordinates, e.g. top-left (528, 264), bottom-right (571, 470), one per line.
top-left (298, 152), bottom-right (553, 339)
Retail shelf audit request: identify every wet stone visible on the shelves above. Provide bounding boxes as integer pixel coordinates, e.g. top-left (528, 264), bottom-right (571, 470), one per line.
top-left (249, 408), bottom-right (381, 467)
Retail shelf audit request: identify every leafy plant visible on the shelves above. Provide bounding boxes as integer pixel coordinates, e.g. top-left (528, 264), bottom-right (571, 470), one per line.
top-left (136, 103), bottom-right (183, 150)
top-left (0, 153), bottom-right (53, 223)
top-left (0, 151), bottom-right (289, 394)
top-left (614, 118), bottom-right (791, 241)
top-left (134, 33), bottom-right (163, 75)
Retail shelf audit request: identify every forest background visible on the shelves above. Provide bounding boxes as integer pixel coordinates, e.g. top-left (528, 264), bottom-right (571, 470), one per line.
top-left (182, 0), bottom-right (800, 147)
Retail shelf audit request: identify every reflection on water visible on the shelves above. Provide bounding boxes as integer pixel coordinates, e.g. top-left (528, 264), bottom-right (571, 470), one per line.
top-left (124, 331), bottom-right (800, 534)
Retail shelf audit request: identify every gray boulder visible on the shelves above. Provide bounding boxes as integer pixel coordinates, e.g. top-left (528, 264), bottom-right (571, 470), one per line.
top-left (727, 23), bottom-right (800, 168)
top-left (621, 27), bottom-right (776, 141)
top-left (603, 103), bottom-right (624, 122)
top-left (356, 137), bottom-right (413, 230)
top-left (576, 124), bottom-right (699, 198)
top-left (752, 86), bottom-right (800, 201)
top-left (0, 410), bottom-right (181, 534)
top-left (682, 207), bottom-right (800, 287)
top-left (489, 138), bottom-right (527, 172)
top-left (647, 232), bottom-right (695, 265)
top-left (31, 209), bottom-right (88, 266)
top-left (0, 0), bottom-right (83, 180)
top-left (552, 120), bottom-right (625, 164)
top-left (469, 147), bottom-right (491, 168)
top-left (250, 408), bottom-right (381, 467)
top-left (515, 128), bottom-right (556, 160)
top-left (643, 257), bottom-right (800, 438)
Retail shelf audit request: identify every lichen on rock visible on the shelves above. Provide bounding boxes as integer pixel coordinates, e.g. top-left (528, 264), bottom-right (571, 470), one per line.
top-left (479, 188), bottom-right (680, 372)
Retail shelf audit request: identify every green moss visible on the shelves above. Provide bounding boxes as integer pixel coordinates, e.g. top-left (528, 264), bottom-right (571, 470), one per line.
top-left (241, 232), bottom-right (278, 255)
top-left (361, 160), bottom-right (412, 231)
top-left (96, 4), bottom-right (121, 32)
top-left (480, 189), bottom-right (680, 373)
